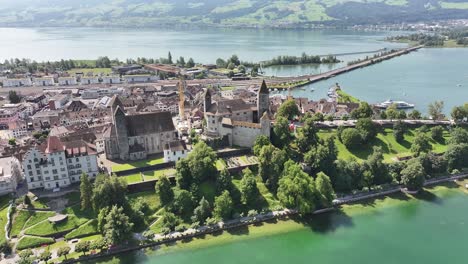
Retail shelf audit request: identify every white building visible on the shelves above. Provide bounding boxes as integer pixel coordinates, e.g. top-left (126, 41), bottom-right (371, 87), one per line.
top-left (2, 78), bottom-right (33, 87)
top-left (102, 76), bottom-right (121, 84)
top-left (123, 75), bottom-right (158, 83)
top-left (80, 76), bottom-right (100, 85)
top-left (49, 94), bottom-right (70, 110)
top-left (163, 141), bottom-right (189, 162)
top-left (58, 77), bottom-right (77, 86)
top-left (34, 77), bottom-right (55, 86)
top-left (22, 136), bottom-right (99, 190)
top-left (0, 157), bottom-right (21, 195)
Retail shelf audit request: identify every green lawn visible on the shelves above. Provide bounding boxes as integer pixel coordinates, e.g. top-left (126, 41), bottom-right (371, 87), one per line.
top-left (127, 191), bottom-right (161, 213)
top-left (112, 157), bottom-right (165, 172)
top-left (318, 128), bottom-right (451, 162)
top-left (67, 68), bottom-right (112, 75)
top-left (64, 219), bottom-right (99, 240)
top-left (22, 211), bottom-right (56, 230)
top-left (123, 173), bottom-right (144, 184)
top-left (10, 210), bottom-right (33, 238)
top-left (337, 89), bottom-right (360, 103)
top-left (0, 195), bottom-right (11, 244)
top-left (24, 214), bottom-right (89, 237)
top-left (31, 198), bottom-right (49, 209)
top-left (16, 235), bottom-right (55, 250)
top-left (143, 169), bottom-right (176, 181)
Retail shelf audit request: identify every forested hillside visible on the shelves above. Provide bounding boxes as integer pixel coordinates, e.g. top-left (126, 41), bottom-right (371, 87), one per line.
top-left (0, 0), bottom-right (467, 27)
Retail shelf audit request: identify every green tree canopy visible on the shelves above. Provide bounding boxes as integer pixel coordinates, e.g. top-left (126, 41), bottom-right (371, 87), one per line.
top-left (239, 168), bottom-right (258, 205)
top-left (103, 206), bottom-right (134, 245)
top-left (80, 173), bottom-right (92, 210)
top-left (428, 101), bottom-right (444, 120)
top-left (92, 175), bottom-right (127, 211)
top-left (172, 189), bottom-right (194, 216)
top-left (304, 137), bottom-right (337, 176)
top-left (277, 160), bottom-right (317, 215)
top-left (315, 172), bottom-right (335, 207)
top-left (192, 196), bottom-right (211, 224)
top-left (155, 175), bottom-right (174, 206)
top-left (258, 144), bottom-right (287, 192)
top-left (365, 146), bottom-right (389, 185)
top-left (351, 102), bottom-right (373, 119)
top-left (296, 114), bottom-right (319, 152)
top-left (253, 135), bottom-right (271, 156)
top-left (213, 190), bottom-right (233, 220)
top-left (273, 116), bottom-right (292, 148)
top-left (340, 128), bottom-right (362, 149)
top-left (401, 159), bottom-right (426, 191)
top-left (356, 118), bottom-right (377, 143)
top-left (411, 133), bottom-right (432, 156)
top-left (277, 99), bottom-right (300, 120)
top-left (449, 127), bottom-right (468, 145)
top-left (8, 90), bottom-right (21, 103)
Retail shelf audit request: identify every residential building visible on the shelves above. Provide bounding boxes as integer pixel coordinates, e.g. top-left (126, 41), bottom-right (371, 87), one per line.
top-left (123, 75), bottom-right (158, 83)
top-left (1, 78), bottom-right (32, 87)
top-left (34, 77), bottom-right (55, 86)
top-left (22, 136), bottom-right (98, 190)
top-left (0, 156), bottom-right (21, 195)
top-left (163, 141), bottom-right (189, 162)
top-left (58, 77), bottom-right (77, 86)
top-left (101, 76), bottom-right (121, 84)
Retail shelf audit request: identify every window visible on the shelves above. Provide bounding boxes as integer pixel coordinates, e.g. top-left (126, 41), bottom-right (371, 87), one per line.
top-left (68, 159), bottom-right (72, 163)
top-left (45, 177), bottom-right (50, 180)
top-left (35, 164), bottom-right (40, 169)
top-left (36, 170), bottom-right (40, 174)
top-left (27, 165), bottom-right (32, 169)
top-left (76, 158), bottom-right (79, 162)
top-left (52, 169), bottom-right (58, 174)
top-left (44, 170), bottom-right (49, 174)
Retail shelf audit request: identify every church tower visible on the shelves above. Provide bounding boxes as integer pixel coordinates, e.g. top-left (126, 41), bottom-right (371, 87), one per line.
top-left (203, 88), bottom-right (212, 113)
top-left (113, 106), bottom-right (130, 161)
top-left (257, 80), bottom-right (270, 121)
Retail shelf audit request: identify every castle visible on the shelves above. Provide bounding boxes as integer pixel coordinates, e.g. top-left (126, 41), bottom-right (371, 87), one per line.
top-left (204, 80), bottom-right (271, 147)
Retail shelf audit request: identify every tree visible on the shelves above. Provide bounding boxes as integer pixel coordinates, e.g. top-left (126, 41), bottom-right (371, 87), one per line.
top-left (430, 126), bottom-right (444, 142)
top-left (227, 62), bottom-right (235, 70)
top-left (8, 138), bottom-right (16, 146)
top-left (277, 99), bottom-right (300, 120)
top-left (296, 115), bottom-right (319, 152)
top-left (23, 195), bottom-right (31, 206)
top-left (385, 104), bottom-right (399, 121)
top-left (363, 170), bottom-right (374, 191)
top-left (304, 137), bottom-right (337, 176)
top-left (90, 238), bottom-right (107, 251)
top-left (216, 168), bottom-right (232, 194)
top-left (213, 190), bottom-right (233, 220)
top-left (75, 240), bottom-right (90, 256)
top-left (57, 246), bottom-right (71, 260)
top-left (238, 64), bottom-right (246, 74)
top-left (177, 56), bottom-right (185, 67)
top-left (239, 168), bottom-right (258, 205)
top-left (155, 175), bottom-right (174, 206)
top-left (18, 249), bottom-right (34, 264)
top-left (401, 159), bottom-right (426, 191)
top-left (315, 172), bottom-right (335, 207)
top-left (350, 102), bottom-right (373, 119)
top-left (216, 58), bottom-right (226, 68)
top-left (388, 162), bottom-right (404, 184)
top-left (8, 90), bottom-right (20, 103)
top-left (366, 146), bottom-right (390, 185)
top-left (168, 51), bottom-right (173, 64)
top-left (92, 175), bottom-right (127, 211)
top-left (175, 158), bottom-right (192, 190)
top-left (186, 141), bottom-right (217, 182)
top-left (186, 58), bottom-right (195, 68)
top-left (340, 128), bottom-right (361, 149)
top-left (253, 135), bottom-right (271, 156)
top-left (192, 196), bottom-right (211, 224)
top-left (161, 212), bottom-right (182, 230)
top-left (273, 116), bottom-right (292, 148)
top-left (258, 145), bottom-right (287, 192)
top-left (229, 54), bottom-right (240, 66)
top-left (428, 101), bottom-right (444, 120)
top-left (449, 127), bottom-right (468, 145)
top-left (277, 160), bottom-right (317, 215)
top-left (411, 133), bottom-right (432, 156)
top-left (451, 105), bottom-right (468, 122)
top-left (172, 189), bottom-right (194, 216)
top-left (393, 121), bottom-right (407, 143)
top-left (356, 118), bottom-right (377, 143)
top-left (39, 250), bottom-right (52, 262)
top-left (408, 109), bottom-right (422, 120)
top-left (398, 110), bottom-right (407, 120)
top-left (80, 173), bottom-right (92, 210)
top-left (444, 144), bottom-right (468, 172)
top-left (103, 206), bottom-right (134, 245)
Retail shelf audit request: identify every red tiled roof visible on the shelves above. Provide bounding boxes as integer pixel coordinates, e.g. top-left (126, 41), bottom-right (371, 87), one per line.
top-left (45, 136), bottom-right (64, 154)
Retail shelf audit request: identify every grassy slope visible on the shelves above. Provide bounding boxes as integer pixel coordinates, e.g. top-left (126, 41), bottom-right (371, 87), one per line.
top-left (16, 235), bottom-right (55, 250)
top-left (112, 157), bottom-right (164, 172)
top-left (319, 128), bottom-right (450, 162)
top-left (0, 196), bottom-right (11, 244)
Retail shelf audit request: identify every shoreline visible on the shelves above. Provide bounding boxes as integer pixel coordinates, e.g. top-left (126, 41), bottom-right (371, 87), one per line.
top-left (63, 173), bottom-right (468, 264)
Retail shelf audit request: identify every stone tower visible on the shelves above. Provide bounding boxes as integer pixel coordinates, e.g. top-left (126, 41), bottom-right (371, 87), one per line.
top-left (257, 80), bottom-right (270, 121)
top-left (113, 106), bottom-right (130, 161)
top-left (203, 88), bottom-right (212, 113)
top-left (260, 111), bottom-right (271, 140)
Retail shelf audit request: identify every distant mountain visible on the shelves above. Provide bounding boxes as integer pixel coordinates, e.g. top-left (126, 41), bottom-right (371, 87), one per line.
top-left (0, 0), bottom-right (467, 27)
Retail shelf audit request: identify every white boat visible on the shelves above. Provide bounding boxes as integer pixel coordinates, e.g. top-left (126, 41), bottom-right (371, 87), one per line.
top-left (376, 99), bottom-right (415, 109)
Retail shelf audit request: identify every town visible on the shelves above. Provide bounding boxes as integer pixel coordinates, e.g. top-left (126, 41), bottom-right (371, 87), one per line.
top-left (0, 50), bottom-right (467, 263)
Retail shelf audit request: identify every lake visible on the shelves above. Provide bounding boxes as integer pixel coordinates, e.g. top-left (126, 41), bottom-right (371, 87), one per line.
top-left (91, 184), bottom-right (468, 264)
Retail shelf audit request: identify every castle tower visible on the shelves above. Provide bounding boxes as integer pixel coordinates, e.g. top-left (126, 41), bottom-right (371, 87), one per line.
top-left (260, 111), bottom-right (271, 140)
top-left (113, 106), bottom-right (130, 161)
top-left (257, 80), bottom-right (270, 122)
top-left (203, 88), bottom-right (212, 113)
